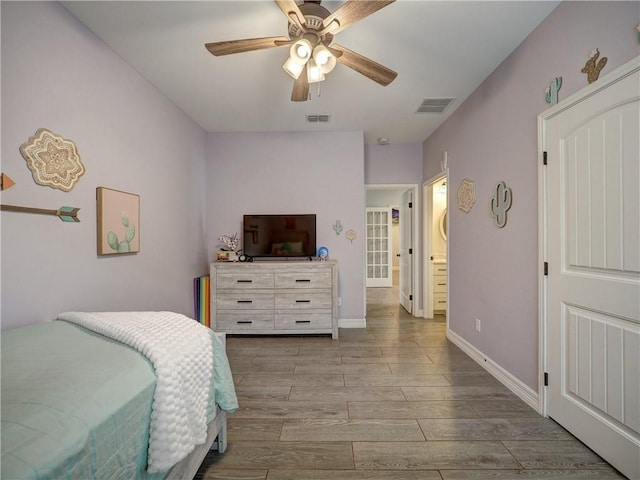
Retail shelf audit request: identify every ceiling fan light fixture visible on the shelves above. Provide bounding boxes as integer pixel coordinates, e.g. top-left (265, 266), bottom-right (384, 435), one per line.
top-left (283, 56), bottom-right (305, 79)
top-left (313, 44), bottom-right (337, 74)
top-left (290, 38), bottom-right (313, 64)
top-left (307, 58), bottom-right (325, 83)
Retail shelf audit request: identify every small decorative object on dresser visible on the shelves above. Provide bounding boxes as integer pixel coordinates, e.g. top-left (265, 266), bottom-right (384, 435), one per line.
top-left (211, 260), bottom-right (338, 339)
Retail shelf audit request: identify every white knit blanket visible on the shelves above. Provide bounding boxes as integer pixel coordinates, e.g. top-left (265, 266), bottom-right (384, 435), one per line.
top-left (57, 311), bottom-right (213, 473)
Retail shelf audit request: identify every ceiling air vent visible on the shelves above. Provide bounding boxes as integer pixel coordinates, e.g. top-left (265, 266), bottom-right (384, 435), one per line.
top-left (306, 114), bottom-right (331, 123)
top-left (416, 98), bottom-right (455, 114)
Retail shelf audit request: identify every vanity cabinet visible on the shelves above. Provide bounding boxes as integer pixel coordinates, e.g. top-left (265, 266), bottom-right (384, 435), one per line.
top-left (433, 261), bottom-right (447, 312)
top-left (210, 261), bottom-right (338, 338)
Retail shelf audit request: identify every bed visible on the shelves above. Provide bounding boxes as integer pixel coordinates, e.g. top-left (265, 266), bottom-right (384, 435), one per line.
top-left (1, 311), bottom-right (239, 480)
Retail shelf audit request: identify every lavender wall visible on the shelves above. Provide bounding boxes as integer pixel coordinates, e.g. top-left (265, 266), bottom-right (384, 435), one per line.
top-left (1, 2), bottom-right (208, 330)
top-left (365, 143), bottom-right (423, 184)
top-left (206, 132), bottom-right (366, 323)
top-left (423, 1), bottom-right (639, 390)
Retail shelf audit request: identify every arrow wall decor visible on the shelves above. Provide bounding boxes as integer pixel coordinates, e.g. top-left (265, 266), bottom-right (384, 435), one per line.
top-left (0, 204), bottom-right (80, 222)
top-left (1, 173), bottom-right (16, 190)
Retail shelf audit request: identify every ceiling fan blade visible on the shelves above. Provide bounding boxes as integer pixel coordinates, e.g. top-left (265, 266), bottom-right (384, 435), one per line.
top-left (291, 68), bottom-right (309, 102)
top-left (274, 0), bottom-right (306, 29)
top-left (321, 0), bottom-right (395, 35)
top-left (331, 44), bottom-right (397, 86)
top-left (205, 36), bottom-right (291, 56)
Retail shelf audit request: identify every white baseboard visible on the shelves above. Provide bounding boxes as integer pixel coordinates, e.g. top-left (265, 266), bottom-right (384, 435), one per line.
top-left (446, 329), bottom-right (541, 414)
top-left (340, 318), bottom-right (367, 328)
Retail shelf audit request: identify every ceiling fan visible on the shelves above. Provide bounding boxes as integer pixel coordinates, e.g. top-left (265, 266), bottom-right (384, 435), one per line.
top-left (205, 0), bottom-right (398, 102)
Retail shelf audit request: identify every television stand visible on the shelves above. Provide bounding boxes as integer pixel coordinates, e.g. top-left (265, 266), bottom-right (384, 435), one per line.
top-left (210, 260), bottom-right (338, 339)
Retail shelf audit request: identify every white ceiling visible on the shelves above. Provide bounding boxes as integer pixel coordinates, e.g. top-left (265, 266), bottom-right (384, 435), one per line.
top-left (62, 1), bottom-right (560, 145)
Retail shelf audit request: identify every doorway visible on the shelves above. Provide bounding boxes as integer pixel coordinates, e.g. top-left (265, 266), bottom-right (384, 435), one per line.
top-left (365, 184), bottom-right (420, 316)
top-left (423, 171), bottom-right (448, 320)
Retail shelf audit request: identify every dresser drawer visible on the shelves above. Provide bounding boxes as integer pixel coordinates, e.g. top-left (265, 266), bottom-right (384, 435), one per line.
top-left (275, 289), bottom-right (332, 310)
top-left (216, 312), bottom-right (274, 330)
top-left (433, 264), bottom-right (447, 275)
top-left (215, 291), bottom-right (274, 309)
top-left (433, 275), bottom-right (447, 293)
top-left (275, 312), bottom-right (333, 329)
top-left (434, 293), bottom-right (447, 310)
top-left (216, 272), bottom-right (274, 289)
top-left (275, 270), bottom-right (332, 289)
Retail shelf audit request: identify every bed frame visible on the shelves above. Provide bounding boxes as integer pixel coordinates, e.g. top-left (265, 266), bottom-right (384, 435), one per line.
top-left (165, 331), bottom-right (230, 480)
top-left (165, 409), bottom-right (227, 480)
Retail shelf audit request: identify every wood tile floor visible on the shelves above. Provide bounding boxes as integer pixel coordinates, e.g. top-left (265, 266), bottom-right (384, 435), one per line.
top-left (196, 282), bottom-right (626, 480)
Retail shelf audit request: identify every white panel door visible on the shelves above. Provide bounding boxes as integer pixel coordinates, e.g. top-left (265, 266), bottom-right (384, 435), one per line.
top-left (544, 59), bottom-right (640, 480)
top-left (366, 208), bottom-right (393, 287)
top-left (399, 189), bottom-right (413, 313)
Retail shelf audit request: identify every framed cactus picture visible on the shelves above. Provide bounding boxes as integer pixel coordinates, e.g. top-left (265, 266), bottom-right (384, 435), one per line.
top-left (96, 187), bottom-right (140, 255)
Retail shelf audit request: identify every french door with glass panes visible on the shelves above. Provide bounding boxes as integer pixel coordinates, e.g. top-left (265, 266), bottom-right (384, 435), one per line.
top-left (366, 207), bottom-right (393, 287)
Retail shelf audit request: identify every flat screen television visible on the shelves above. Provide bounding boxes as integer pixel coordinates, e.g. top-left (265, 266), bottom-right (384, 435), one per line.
top-left (243, 214), bottom-right (316, 258)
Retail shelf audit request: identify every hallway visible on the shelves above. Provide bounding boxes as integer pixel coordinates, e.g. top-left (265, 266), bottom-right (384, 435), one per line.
top-left (196, 278), bottom-right (625, 479)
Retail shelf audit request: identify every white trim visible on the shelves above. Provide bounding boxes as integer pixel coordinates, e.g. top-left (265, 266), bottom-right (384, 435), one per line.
top-left (447, 329), bottom-right (541, 413)
top-left (340, 318), bottom-right (367, 328)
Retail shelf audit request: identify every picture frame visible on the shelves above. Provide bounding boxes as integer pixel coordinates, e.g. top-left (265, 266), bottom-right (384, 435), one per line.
top-left (96, 187), bottom-right (140, 255)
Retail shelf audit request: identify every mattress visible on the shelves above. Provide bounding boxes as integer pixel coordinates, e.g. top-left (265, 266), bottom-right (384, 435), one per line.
top-left (1, 320), bottom-right (236, 480)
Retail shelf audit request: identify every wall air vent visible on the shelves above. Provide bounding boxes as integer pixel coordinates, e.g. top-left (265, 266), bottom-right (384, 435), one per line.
top-left (306, 114), bottom-right (331, 123)
top-left (416, 98), bottom-right (455, 113)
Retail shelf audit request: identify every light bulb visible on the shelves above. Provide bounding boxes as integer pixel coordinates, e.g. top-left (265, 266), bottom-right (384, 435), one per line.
top-left (315, 49), bottom-right (330, 65)
top-left (296, 44), bottom-right (310, 59)
top-left (312, 45), bottom-right (336, 74)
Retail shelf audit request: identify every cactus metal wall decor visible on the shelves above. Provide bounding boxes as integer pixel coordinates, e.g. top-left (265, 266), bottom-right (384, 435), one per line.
top-left (20, 128), bottom-right (85, 191)
top-left (545, 77), bottom-right (562, 105)
top-left (581, 49), bottom-right (607, 84)
top-left (490, 181), bottom-right (513, 228)
top-left (97, 187), bottom-right (140, 255)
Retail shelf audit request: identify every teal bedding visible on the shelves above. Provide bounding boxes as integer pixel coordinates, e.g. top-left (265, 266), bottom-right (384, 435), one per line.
top-left (1, 321), bottom-right (236, 480)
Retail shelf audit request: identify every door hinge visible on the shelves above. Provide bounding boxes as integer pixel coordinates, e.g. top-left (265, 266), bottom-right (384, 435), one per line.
top-left (409, 294), bottom-right (413, 301)
top-left (544, 372), bottom-right (549, 386)
top-left (544, 262), bottom-right (548, 276)
top-left (409, 248), bottom-right (413, 255)
top-left (408, 202), bottom-right (412, 208)
top-left (543, 151), bottom-right (548, 165)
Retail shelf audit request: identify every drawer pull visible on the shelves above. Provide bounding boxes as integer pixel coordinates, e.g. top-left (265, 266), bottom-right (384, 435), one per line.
top-left (295, 279), bottom-right (311, 283)
top-left (295, 300), bottom-right (311, 303)
top-left (295, 320), bottom-right (311, 324)
top-left (236, 279), bottom-right (253, 283)
top-left (237, 300), bottom-right (253, 304)
top-left (437, 283), bottom-right (446, 286)
top-left (236, 320), bottom-right (252, 324)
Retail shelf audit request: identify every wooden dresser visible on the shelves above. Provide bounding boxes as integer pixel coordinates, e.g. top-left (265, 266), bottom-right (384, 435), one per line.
top-left (210, 260), bottom-right (338, 338)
